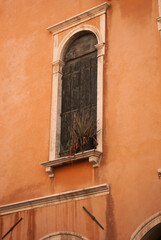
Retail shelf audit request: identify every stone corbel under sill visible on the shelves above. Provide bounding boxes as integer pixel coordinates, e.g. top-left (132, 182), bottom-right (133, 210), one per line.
top-left (41, 149), bottom-right (102, 178)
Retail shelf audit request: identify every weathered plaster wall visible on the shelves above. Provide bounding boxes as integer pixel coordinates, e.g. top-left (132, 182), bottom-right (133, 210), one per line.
top-left (103, 0), bottom-right (161, 239)
top-left (0, 196), bottom-right (107, 240)
top-left (0, 0), bottom-right (107, 205)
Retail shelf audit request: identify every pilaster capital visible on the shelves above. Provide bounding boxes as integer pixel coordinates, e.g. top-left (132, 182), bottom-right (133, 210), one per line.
top-left (52, 60), bottom-right (65, 74)
top-left (95, 43), bottom-right (105, 57)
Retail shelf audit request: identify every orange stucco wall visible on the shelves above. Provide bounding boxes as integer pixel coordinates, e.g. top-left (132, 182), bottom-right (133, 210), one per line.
top-left (0, 196), bottom-right (108, 240)
top-left (0, 0), bottom-right (161, 239)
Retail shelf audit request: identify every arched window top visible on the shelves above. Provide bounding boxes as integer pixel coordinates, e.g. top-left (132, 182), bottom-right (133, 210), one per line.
top-left (57, 25), bottom-right (102, 62)
top-left (64, 32), bottom-right (97, 62)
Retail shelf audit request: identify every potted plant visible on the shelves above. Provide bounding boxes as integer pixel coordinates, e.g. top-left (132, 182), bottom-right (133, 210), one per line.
top-left (70, 112), bottom-right (98, 154)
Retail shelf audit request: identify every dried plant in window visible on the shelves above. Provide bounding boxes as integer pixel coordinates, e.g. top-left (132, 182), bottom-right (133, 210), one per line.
top-left (70, 112), bottom-right (98, 154)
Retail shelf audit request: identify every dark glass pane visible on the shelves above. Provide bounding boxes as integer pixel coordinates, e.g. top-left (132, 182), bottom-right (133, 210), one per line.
top-left (65, 33), bottom-right (97, 61)
top-left (60, 32), bottom-right (97, 156)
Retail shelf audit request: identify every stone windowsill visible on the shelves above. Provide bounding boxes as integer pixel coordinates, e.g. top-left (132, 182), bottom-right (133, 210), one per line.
top-left (41, 149), bottom-right (102, 178)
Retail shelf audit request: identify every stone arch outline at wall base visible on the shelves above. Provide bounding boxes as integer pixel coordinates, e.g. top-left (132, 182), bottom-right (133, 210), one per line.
top-left (40, 232), bottom-right (89, 240)
top-left (130, 212), bottom-right (161, 240)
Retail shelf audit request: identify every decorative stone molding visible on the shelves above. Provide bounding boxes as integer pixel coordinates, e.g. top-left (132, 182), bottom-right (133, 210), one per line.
top-left (52, 60), bottom-right (65, 74)
top-left (41, 232), bottom-right (88, 240)
top-left (0, 184), bottom-right (109, 216)
top-left (95, 43), bottom-right (105, 57)
top-left (41, 150), bottom-right (102, 178)
top-left (47, 2), bottom-right (110, 35)
top-left (130, 212), bottom-right (161, 240)
top-left (57, 25), bottom-right (103, 62)
top-left (46, 166), bottom-right (55, 178)
top-left (157, 168), bottom-right (161, 178)
top-left (157, 17), bottom-right (161, 31)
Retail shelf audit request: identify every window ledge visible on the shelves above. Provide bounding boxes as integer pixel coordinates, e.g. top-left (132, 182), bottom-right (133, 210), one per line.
top-left (41, 149), bottom-right (102, 178)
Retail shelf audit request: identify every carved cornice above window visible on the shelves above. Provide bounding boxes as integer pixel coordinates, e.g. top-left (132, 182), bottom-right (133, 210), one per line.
top-left (52, 60), bottom-right (65, 74)
top-left (41, 149), bottom-right (102, 178)
top-left (47, 2), bottom-right (110, 35)
top-left (0, 184), bottom-right (109, 216)
top-left (157, 17), bottom-right (161, 31)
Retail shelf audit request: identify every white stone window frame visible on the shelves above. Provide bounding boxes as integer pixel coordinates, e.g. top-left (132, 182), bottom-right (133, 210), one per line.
top-left (44, 3), bottom-right (109, 176)
top-left (50, 25), bottom-right (104, 160)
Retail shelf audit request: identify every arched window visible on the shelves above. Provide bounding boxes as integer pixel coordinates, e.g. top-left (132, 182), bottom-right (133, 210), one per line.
top-left (141, 223), bottom-right (161, 240)
top-left (47, 24), bottom-right (105, 165)
top-left (60, 32), bottom-right (98, 156)
top-left (131, 212), bottom-right (161, 240)
top-left (41, 3), bottom-right (108, 176)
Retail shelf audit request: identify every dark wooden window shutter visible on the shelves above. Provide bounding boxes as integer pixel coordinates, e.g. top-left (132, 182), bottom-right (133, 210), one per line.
top-left (60, 32), bottom-right (97, 156)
